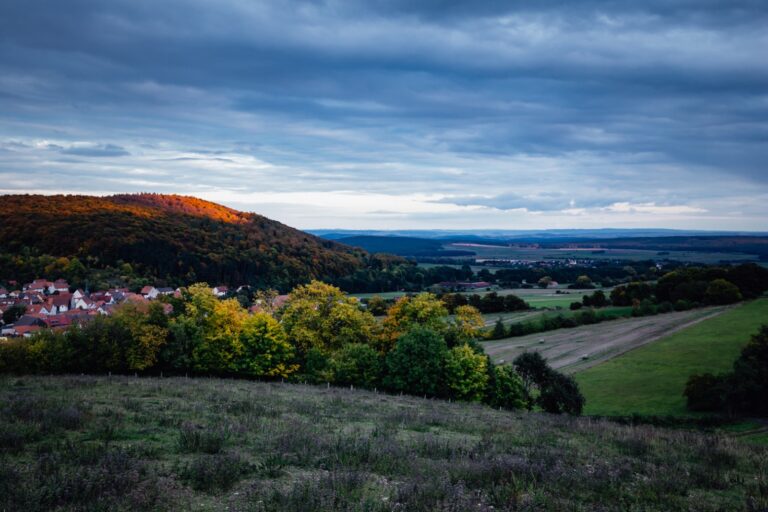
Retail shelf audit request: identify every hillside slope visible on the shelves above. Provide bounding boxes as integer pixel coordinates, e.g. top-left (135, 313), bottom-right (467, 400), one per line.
top-left (0, 193), bottom-right (366, 289)
top-left (1, 375), bottom-right (766, 511)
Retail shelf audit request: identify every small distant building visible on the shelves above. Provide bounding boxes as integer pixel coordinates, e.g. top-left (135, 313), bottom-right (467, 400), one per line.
top-left (432, 281), bottom-right (496, 293)
top-left (50, 294), bottom-right (72, 313)
top-left (51, 279), bottom-right (70, 293)
top-left (140, 286), bottom-right (159, 299)
top-left (9, 315), bottom-right (48, 336)
top-left (25, 279), bottom-right (52, 293)
top-left (212, 286), bottom-right (229, 297)
top-left (72, 296), bottom-right (94, 310)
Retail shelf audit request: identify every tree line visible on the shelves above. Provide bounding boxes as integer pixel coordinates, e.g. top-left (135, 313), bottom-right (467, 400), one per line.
top-left (0, 281), bottom-right (584, 415)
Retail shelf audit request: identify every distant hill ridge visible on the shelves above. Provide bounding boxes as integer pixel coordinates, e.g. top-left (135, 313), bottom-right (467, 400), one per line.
top-left (0, 193), bottom-right (367, 289)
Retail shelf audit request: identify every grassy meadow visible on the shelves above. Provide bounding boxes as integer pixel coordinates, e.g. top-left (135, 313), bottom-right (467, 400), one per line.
top-left (2, 375), bottom-right (767, 511)
top-left (575, 298), bottom-right (768, 417)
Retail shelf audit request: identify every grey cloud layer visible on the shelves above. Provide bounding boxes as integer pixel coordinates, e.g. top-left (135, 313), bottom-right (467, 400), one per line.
top-left (0, 0), bottom-right (766, 228)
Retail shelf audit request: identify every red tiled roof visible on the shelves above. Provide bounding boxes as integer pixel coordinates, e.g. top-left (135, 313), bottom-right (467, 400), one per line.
top-left (50, 294), bottom-right (72, 307)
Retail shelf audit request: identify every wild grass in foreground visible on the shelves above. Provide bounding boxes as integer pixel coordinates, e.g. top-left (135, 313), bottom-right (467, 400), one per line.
top-left (1, 375), bottom-right (767, 511)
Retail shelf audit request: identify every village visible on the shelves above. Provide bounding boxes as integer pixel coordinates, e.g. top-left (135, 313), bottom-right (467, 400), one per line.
top-left (0, 278), bottom-right (237, 338)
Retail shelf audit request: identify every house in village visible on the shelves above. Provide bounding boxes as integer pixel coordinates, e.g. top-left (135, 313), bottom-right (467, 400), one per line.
top-left (51, 279), bottom-right (70, 293)
top-left (50, 294), bottom-right (72, 313)
top-left (140, 286), bottom-right (174, 299)
top-left (212, 285), bottom-right (229, 297)
top-left (25, 279), bottom-right (52, 293)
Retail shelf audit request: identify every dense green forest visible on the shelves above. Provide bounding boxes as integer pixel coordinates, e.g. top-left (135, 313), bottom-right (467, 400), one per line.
top-left (0, 194), bottom-right (370, 290)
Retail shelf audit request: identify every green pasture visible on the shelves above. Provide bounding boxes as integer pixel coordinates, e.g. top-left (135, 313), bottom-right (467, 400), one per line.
top-left (575, 299), bottom-right (768, 417)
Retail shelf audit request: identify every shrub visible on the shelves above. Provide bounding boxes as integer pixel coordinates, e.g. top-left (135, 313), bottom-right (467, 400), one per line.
top-left (259, 471), bottom-right (384, 511)
top-left (179, 452), bottom-right (250, 493)
top-left (177, 422), bottom-right (229, 454)
top-left (684, 373), bottom-right (728, 412)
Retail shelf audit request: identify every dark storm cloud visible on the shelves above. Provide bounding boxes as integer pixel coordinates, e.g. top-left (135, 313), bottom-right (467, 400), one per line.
top-left (0, 0), bottom-right (766, 228)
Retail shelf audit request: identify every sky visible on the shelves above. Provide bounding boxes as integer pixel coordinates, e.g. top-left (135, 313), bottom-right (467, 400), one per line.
top-left (0, 0), bottom-right (767, 230)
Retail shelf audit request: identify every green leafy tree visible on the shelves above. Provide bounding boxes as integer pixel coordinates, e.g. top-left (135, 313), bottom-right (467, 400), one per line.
top-left (366, 295), bottom-right (389, 316)
top-left (237, 312), bottom-right (297, 378)
top-left (301, 347), bottom-right (333, 384)
top-left (485, 363), bottom-right (528, 410)
top-left (704, 279), bottom-right (742, 305)
top-left (538, 373), bottom-right (585, 415)
top-left (192, 298), bottom-right (245, 373)
top-left (571, 275), bottom-right (594, 289)
top-left (163, 315), bottom-right (200, 371)
top-left (728, 325), bottom-right (768, 415)
top-left (2, 304), bottom-right (26, 324)
top-left (513, 352), bottom-right (584, 415)
top-left (444, 344), bottom-right (489, 402)
top-left (513, 352), bottom-right (551, 396)
top-left (384, 327), bottom-right (448, 397)
top-left (112, 302), bottom-right (169, 371)
top-left (491, 318), bottom-right (507, 339)
top-left (331, 343), bottom-right (383, 389)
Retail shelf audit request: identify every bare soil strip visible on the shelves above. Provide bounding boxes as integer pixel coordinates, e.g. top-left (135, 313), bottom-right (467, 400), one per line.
top-left (482, 306), bottom-right (730, 374)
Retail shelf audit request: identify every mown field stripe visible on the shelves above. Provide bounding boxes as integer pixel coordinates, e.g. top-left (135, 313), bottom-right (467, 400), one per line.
top-left (575, 298), bottom-right (768, 417)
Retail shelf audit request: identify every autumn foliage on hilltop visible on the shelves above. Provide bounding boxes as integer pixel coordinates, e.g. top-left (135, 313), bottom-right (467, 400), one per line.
top-left (0, 193), bottom-right (366, 289)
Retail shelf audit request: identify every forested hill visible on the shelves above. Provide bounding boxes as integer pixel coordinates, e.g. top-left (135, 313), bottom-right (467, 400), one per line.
top-left (0, 193), bottom-right (367, 290)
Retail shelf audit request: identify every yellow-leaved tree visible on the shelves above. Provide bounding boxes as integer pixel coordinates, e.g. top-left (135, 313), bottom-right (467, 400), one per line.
top-left (379, 292), bottom-right (448, 351)
top-left (280, 281), bottom-right (378, 354)
top-left (237, 312), bottom-right (298, 378)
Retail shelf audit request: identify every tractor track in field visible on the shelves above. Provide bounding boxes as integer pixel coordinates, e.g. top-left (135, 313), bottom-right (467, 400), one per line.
top-left (482, 306), bottom-right (731, 374)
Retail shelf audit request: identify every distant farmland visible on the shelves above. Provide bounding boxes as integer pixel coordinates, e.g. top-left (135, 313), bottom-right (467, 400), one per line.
top-left (443, 243), bottom-right (760, 264)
